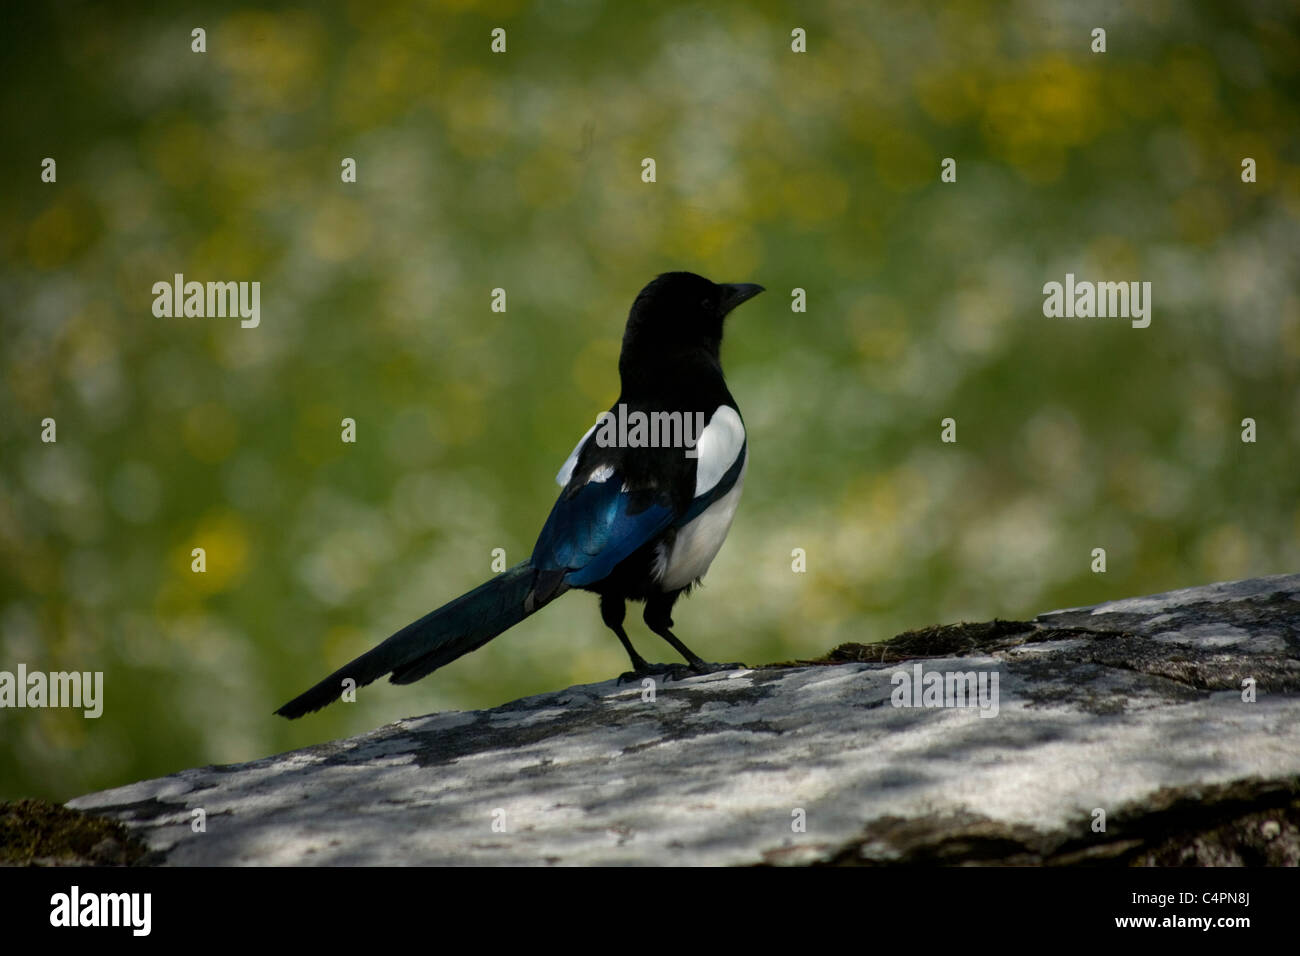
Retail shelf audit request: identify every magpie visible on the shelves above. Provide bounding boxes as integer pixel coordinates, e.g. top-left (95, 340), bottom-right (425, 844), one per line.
top-left (276, 272), bottom-right (764, 718)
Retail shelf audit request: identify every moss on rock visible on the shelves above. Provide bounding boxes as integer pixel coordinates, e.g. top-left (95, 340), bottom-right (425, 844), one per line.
top-left (0, 799), bottom-right (147, 866)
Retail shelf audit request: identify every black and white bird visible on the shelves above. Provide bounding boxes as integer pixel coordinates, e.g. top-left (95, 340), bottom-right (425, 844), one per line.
top-left (277, 272), bottom-right (764, 718)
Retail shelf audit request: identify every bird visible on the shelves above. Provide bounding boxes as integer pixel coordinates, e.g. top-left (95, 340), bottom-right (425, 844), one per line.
top-left (276, 272), bottom-right (764, 718)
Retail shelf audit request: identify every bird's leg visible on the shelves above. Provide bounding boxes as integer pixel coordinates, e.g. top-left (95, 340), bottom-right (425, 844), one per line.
top-left (642, 597), bottom-right (745, 680)
top-left (602, 594), bottom-right (678, 682)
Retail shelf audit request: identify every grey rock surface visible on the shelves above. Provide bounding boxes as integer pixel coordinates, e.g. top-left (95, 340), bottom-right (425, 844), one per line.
top-left (68, 574), bottom-right (1300, 865)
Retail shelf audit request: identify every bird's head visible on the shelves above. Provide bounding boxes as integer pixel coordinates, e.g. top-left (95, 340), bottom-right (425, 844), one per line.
top-left (620, 272), bottom-right (764, 367)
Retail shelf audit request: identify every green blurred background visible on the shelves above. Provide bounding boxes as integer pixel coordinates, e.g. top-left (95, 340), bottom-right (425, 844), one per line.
top-left (2, 0), bottom-right (1298, 802)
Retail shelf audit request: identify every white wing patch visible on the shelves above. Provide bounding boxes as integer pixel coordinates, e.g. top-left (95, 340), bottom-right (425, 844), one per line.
top-left (656, 451), bottom-right (748, 590)
top-left (692, 405), bottom-right (746, 497)
top-left (556, 421), bottom-right (598, 486)
top-left (587, 464), bottom-right (615, 483)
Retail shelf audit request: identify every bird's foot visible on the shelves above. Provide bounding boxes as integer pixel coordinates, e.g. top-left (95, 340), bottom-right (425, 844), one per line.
top-left (617, 662), bottom-right (683, 684)
top-left (618, 660), bottom-right (748, 684)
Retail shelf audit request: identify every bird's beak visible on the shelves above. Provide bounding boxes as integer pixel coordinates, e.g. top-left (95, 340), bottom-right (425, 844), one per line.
top-left (719, 283), bottom-right (765, 315)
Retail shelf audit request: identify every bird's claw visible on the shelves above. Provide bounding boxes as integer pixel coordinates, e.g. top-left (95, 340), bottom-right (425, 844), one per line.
top-left (617, 662), bottom-right (681, 684)
top-left (619, 660), bottom-right (747, 684)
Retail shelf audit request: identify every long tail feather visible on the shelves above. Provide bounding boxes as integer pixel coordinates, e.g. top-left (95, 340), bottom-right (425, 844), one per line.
top-left (275, 562), bottom-right (560, 718)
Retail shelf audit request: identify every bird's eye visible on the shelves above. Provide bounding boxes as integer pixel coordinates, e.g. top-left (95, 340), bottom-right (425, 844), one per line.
top-left (701, 297), bottom-right (714, 310)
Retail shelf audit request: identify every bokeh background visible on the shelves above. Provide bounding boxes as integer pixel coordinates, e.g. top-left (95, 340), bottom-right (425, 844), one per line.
top-left (2, 0), bottom-right (1298, 802)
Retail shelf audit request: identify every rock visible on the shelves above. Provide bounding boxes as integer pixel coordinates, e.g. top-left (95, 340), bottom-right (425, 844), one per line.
top-left (66, 574), bottom-right (1300, 865)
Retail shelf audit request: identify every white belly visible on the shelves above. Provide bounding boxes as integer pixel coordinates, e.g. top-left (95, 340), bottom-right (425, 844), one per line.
top-left (655, 452), bottom-right (747, 591)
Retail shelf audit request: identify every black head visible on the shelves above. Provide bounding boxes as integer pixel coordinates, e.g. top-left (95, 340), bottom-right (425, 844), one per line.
top-left (620, 272), bottom-right (764, 367)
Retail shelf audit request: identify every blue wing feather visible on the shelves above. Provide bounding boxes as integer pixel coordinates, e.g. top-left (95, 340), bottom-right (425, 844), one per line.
top-left (531, 477), bottom-right (674, 585)
top-left (530, 440), bottom-right (747, 588)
